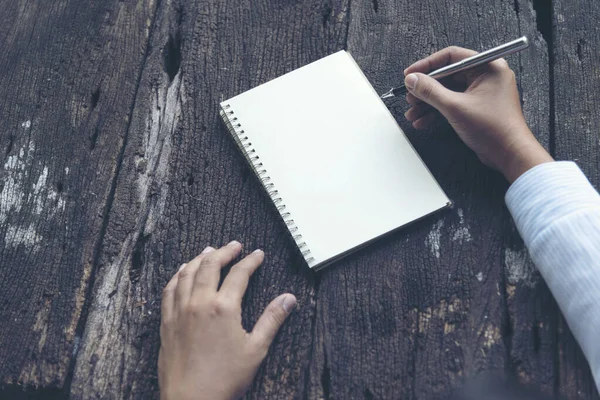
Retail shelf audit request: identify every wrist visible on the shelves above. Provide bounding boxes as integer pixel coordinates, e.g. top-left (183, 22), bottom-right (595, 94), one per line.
top-left (499, 135), bottom-right (554, 183)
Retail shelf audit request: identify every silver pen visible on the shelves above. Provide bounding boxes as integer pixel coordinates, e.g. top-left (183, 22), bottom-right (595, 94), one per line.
top-left (380, 36), bottom-right (530, 99)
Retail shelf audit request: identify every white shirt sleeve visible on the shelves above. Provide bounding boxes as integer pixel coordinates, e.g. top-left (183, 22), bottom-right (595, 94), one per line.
top-left (505, 161), bottom-right (600, 393)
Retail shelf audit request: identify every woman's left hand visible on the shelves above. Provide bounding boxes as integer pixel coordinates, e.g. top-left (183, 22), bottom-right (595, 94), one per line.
top-left (158, 241), bottom-right (297, 400)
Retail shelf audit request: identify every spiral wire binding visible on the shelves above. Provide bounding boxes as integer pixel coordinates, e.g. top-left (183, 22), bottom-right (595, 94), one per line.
top-left (221, 104), bottom-right (316, 266)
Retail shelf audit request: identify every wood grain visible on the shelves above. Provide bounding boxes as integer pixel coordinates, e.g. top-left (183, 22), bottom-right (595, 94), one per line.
top-left (69, 0), bottom-right (349, 398)
top-left (0, 0), bottom-right (155, 391)
top-left (502, 1), bottom-right (557, 396)
top-left (307, 0), bottom-right (557, 398)
top-left (552, 0), bottom-right (600, 398)
top-left (0, 0), bottom-right (598, 398)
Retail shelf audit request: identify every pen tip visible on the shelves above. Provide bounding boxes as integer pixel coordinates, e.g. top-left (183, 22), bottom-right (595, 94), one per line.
top-left (380, 89), bottom-right (394, 99)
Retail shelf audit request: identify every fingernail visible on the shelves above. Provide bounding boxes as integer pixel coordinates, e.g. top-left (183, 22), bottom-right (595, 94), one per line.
top-left (201, 246), bottom-right (215, 254)
top-left (253, 249), bottom-right (263, 254)
top-left (227, 240), bottom-right (241, 248)
top-left (179, 263), bottom-right (187, 271)
top-left (405, 74), bottom-right (418, 90)
top-left (281, 294), bottom-right (297, 313)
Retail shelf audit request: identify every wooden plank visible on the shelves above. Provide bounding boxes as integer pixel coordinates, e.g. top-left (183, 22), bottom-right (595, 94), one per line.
top-left (553, 0), bottom-right (600, 185)
top-left (307, 1), bottom-right (556, 398)
top-left (69, 0), bottom-right (350, 398)
top-left (0, 0), bottom-right (155, 391)
top-left (502, 1), bottom-right (557, 396)
top-left (552, 0), bottom-right (600, 398)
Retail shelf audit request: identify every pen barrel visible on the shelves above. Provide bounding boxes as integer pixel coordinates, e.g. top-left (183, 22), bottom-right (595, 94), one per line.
top-left (429, 36), bottom-right (529, 80)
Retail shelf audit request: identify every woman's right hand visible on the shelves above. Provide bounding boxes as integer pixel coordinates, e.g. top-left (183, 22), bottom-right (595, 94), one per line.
top-left (403, 45), bottom-right (553, 183)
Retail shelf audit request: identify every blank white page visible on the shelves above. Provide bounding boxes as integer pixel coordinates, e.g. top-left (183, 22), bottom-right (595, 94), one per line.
top-left (221, 51), bottom-right (450, 269)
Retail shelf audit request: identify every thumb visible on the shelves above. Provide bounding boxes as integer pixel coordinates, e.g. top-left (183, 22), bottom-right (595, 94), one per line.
top-left (251, 293), bottom-right (296, 350)
top-left (404, 73), bottom-right (458, 114)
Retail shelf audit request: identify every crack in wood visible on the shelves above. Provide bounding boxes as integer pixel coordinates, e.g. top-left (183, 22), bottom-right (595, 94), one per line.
top-left (343, 0), bottom-right (351, 50)
top-left (4, 135), bottom-right (14, 158)
top-left (577, 38), bottom-right (586, 62)
top-left (91, 87), bottom-right (101, 109)
top-left (163, 33), bottom-right (181, 83)
top-left (532, 0), bottom-right (552, 45)
top-left (0, 385), bottom-right (65, 400)
top-left (532, 0), bottom-right (556, 157)
top-left (130, 233), bottom-right (151, 284)
top-left (89, 125), bottom-right (100, 151)
top-left (321, 350), bottom-right (331, 399)
top-left (500, 261), bottom-right (516, 376)
top-left (322, 3), bottom-right (333, 27)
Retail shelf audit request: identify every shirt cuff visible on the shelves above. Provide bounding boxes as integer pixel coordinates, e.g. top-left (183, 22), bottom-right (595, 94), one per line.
top-left (505, 161), bottom-right (600, 247)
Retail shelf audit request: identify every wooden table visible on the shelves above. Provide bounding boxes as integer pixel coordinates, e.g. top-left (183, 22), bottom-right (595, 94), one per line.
top-left (1, 0), bottom-right (599, 398)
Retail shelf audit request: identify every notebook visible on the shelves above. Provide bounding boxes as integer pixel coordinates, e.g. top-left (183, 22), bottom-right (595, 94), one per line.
top-left (220, 51), bottom-right (450, 270)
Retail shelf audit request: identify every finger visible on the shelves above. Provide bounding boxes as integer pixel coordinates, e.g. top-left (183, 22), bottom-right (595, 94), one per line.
top-left (175, 247), bottom-right (214, 306)
top-left (192, 240), bottom-right (243, 296)
top-left (404, 46), bottom-right (479, 75)
top-left (250, 293), bottom-right (297, 351)
top-left (219, 249), bottom-right (264, 302)
top-left (412, 111), bottom-right (439, 130)
top-left (404, 103), bottom-right (434, 122)
top-left (405, 92), bottom-right (422, 106)
top-left (161, 265), bottom-right (185, 322)
top-left (404, 73), bottom-right (461, 115)
top-left (489, 57), bottom-right (510, 73)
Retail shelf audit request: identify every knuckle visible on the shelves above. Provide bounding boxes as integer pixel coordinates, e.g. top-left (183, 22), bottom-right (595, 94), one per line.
top-left (199, 256), bottom-right (220, 270)
top-left (160, 315), bottom-right (174, 328)
top-left (177, 270), bottom-right (192, 281)
top-left (181, 302), bottom-right (202, 317)
top-left (209, 298), bottom-right (234, 317)
top-left (231, 263), bottom-right (251, 278)
top-left (178, 267), bottom-right (195, 280)
top-left (162, 285), bottom-right (174, 298)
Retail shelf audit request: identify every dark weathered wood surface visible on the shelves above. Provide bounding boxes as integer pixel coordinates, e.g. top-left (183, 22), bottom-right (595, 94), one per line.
top-left (312, 1), bottom-right (553, 398)
top-left (69, 0), bottom-right (349, 398)
top-left (0, 0), bottom-right (154, 393)
top-left (0, 0), bottom-right (599, 398)
top-left (552, 1), bottom-right (600, 399)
